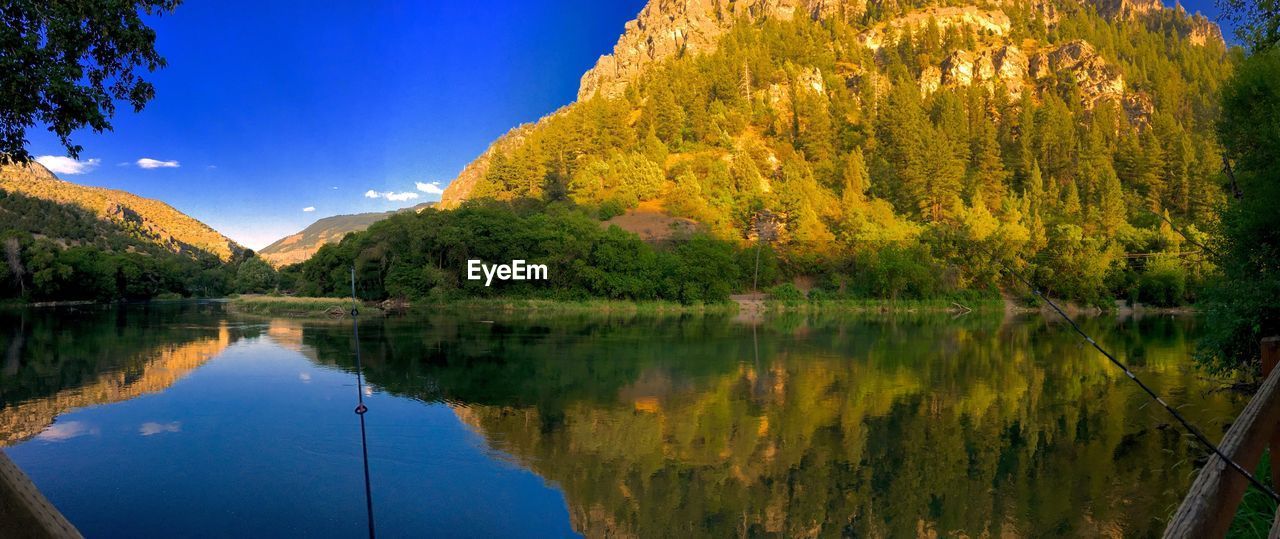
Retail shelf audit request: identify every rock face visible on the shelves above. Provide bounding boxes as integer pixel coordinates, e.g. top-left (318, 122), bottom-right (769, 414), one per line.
top-left (577, 0), bottom-right (1217, 102)
top-left (1186, 13), bottom-right (1223, 46)
top-left (917, 39), bottom-right (1129, 108)
top-left (1091, 0), bottom-right (1163, 19)
top-left (439, 120), bottom-right (541, 208)
top-left (1045, 40), bottom-right (1125, 100)
top-left (857, 6), bottom-right (1012, 50)
top-left (578, 0), bottom-right (870, 101)
top-left (0, 163), bottom-right (244, 261)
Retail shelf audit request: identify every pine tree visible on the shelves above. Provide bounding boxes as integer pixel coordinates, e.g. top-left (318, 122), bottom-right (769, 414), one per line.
top-left (794, 87), bottom-right (836, 180)
top-left (875, 78), bottom-right (929, 215)
top-left (651, 84), bottom-right (684, 149)
top-left (1025, 160), bottom-right (1045, 208)
top-left (841, 147), bottom-right (870, 209)
top-left (1097, 163), bottom-right (1126, 237)
top-left (1063, 180), bottom-right (1082, 217)
top-left (968, 115), bottom-right (1009, 210)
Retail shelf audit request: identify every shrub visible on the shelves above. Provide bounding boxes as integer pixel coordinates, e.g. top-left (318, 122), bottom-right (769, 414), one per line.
top-left (1138, 256), bottom-right (1187, 307)
top-left (769, 283), bottom-right (805, 303)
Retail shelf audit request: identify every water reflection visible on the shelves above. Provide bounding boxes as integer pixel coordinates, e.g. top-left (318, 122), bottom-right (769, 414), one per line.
top-left (309, 312), bottom-right (1239, 538)
top-left (0, 304), bottom-right (243, 445)
top-left (0, 306), bottom-right (1243, 537)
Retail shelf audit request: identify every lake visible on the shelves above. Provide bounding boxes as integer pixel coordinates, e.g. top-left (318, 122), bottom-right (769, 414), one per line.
top-left (0, 302), bottom-right (1241, 537)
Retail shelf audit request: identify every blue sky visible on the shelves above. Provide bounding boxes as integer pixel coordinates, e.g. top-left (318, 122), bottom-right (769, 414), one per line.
top-left (26, 0), bottom-right (647, 249)
top-left (26, 0), bottom-right (1227, 250)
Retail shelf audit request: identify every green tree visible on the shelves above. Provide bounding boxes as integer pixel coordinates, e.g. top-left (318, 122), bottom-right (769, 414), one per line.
top-left (841, 147), bottom-right (870, 208)
top-left (0, 0), bottom-right (180, 163)
top-left (1096, 163), bottom-right (1126, 237)
top-left (234, 257), bottom-right (277, 294)
top-left (1199, 48), bottom-right (1280, 372)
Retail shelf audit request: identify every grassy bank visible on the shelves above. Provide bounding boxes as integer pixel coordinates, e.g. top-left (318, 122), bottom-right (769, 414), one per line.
top-left (228, 294), bottom-right (737, 318)
top-left (412, 298), bottom-right (736, 315)
top-left (759, 298), bottom-right (1007, 313)
top-left (227, 294), bottom-right (1192, 319)
top-left (227, 295), bottom-right (366, 317)
top-left (1228, 451), bottom-right (1277, 538)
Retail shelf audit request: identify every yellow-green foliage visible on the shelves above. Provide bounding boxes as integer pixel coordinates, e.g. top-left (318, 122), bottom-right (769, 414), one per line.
top-left (458, 3), bottom-right (1231, 304)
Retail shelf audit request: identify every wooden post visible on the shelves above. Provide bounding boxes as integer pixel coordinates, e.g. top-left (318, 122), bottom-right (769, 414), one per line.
top-left (1165, 345), bottom-right (1280, 538)
top-left (1265, 337), bottom-right (1280, 490)
top-left (0, 451), bottom-right (82, 538)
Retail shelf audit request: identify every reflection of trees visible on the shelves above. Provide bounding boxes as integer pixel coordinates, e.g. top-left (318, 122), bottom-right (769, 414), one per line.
top-left (0, 305), bottom-right (244, 445)
top-left (307, 313), bottom-right (1240, 538)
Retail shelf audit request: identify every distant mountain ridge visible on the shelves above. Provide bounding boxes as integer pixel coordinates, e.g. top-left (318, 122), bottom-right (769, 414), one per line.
top-left (258, 203), bottom-right (433, 267)
top-left (0, 162), bottom-right (244, 261)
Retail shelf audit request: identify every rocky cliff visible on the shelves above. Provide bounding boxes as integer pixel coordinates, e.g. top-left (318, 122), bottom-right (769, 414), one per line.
top-left (575, 0), bottom-right (1220, 102)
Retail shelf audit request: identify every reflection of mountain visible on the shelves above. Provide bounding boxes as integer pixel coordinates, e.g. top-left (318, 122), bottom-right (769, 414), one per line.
top-left (0, 323), bottom-right (231, 446)
top-left (262, 319), bottom-right (325, 365)
top-left (312, 314), bottom-right (1237, 538)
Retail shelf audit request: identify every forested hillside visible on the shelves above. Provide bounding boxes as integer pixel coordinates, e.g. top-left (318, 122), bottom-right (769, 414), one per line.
top-left (368, 0), bottom-right (1230, 306)
top-left (0, 163), bottom-right (253, 301)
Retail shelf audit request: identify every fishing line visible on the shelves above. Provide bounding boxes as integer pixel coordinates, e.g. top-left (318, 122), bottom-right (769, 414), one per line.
top-left (968, 242), bottom-right (1280, 502)
top-left (349, 267), bottom-right (377, 539)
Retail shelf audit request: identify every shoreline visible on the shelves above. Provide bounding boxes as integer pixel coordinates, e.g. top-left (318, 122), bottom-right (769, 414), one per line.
top-left (225, 295), bottom-right (1198, 319)
top-left (4, 295), bottom-right (1199, 319)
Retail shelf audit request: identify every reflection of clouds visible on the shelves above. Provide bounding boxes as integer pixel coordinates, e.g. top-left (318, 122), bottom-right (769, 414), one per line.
top-left (364, 386), bottom-right (373, 397)
top-left (139, 421), bottom-right (182, 436)
top-left (299, 372), bottom-right (312, 383)
top-left (36, 421), bottom-right (98, 442)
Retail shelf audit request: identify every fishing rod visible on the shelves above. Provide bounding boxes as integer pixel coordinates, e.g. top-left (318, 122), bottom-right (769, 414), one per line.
top-left (968, 242), bottom-right (1280, 503)
top-left (349, 267), bottom-right (376, 538)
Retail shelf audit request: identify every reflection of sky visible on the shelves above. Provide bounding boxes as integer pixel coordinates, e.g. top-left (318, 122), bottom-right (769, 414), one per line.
top-left (6, 337), bottom-right (578, 537)
top-left (139, 422), bottom-right (182, 436)
top-left (36, 421), bottom-right (98, 442)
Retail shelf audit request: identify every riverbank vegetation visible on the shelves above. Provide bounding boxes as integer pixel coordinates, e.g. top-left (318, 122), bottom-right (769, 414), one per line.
top-left (1197, 12), bottom-right (1280, 374)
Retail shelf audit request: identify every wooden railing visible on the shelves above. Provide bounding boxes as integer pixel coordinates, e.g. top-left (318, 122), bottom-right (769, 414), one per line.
top-left (1165, 337), bottom-right (1280, 538)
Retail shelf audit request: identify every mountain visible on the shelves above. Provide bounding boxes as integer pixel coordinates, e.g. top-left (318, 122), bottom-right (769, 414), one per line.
top-left (301, 0), bottom-right (1230, 306)
top-left (440, 0), bottom-right (1228, 240)
top-left (0, 162), bottom-right (244, 261)
top-left (259, 203), bottom-right (433, 267)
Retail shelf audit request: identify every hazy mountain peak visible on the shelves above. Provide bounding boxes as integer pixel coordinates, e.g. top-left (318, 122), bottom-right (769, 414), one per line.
top-left (258, 203), bottom-right (434, 267)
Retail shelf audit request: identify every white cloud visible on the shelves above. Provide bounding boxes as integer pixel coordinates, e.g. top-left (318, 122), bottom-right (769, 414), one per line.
top-left (140, 421), bottom-right (182, 436)
top-left (35, 155), bottom-right (100, 175)
top-left (37, 420), bottom-right (98, 442)
top-left (415, 181), bottom-right (444, 195)
top-left (303, 206), bottom-right (315, 212)
top-left (365, 189), bottom-right (420, 202)
top-left (136, 158), bottom-right (180, 169)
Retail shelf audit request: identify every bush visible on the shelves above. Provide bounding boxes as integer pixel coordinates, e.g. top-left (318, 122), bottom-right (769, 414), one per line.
top-left (807, 287), bottom-right (833, 301)
top-left (769, 283), bottom-right (805, 303)
top-left (598, 198), bottom-right (627, 221)
top-left (847, 245), bottom-right (942, 299)
top-left (1137, 256), bottom-right (1186, 307)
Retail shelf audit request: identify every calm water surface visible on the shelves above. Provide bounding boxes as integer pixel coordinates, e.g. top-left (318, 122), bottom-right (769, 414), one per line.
top-left (0, 303), bottom-right (1242, 537)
